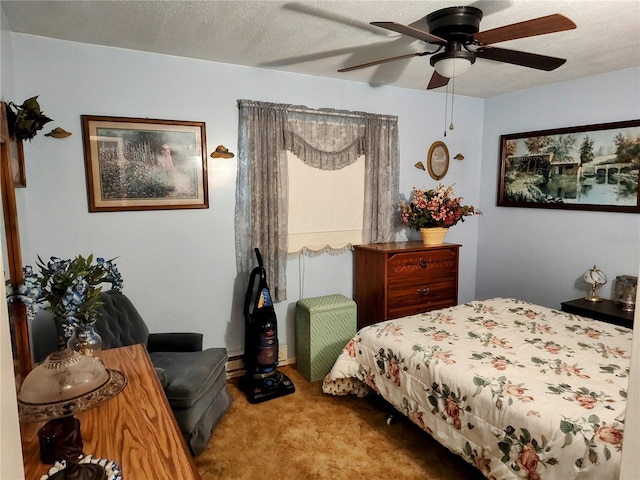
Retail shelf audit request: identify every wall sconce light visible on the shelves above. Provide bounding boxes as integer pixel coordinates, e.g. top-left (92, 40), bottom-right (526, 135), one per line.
top-left (210, 145), bottom-right (235, 158)
top-left (45, 127), bottom-right (72, 138)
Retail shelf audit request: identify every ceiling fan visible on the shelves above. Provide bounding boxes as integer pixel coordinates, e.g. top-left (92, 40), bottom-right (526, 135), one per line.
top-left (338, 6), bottom-right (576, 89)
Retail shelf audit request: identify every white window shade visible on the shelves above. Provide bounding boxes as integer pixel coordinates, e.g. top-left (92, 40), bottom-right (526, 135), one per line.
top-left (287, 152), bottom-right (365, 255)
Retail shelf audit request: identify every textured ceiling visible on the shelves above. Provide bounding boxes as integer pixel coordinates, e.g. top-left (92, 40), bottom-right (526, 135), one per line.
top-left (2, 0), bottom-right (640, 98)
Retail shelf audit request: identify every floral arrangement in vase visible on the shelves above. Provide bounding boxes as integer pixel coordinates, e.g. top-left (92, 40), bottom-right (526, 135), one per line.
top-left (15, 255), bottom-right (123, 341)
top-left (399, 185), bottom-right (481, 243)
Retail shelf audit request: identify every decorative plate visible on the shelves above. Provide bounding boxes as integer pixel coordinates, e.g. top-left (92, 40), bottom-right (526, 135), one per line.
top-left (41, 455), bottom-right (122, 479)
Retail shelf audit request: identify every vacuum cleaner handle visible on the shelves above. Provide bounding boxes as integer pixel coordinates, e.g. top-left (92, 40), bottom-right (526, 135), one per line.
top-left (243, 248), bottom-right (266, 318)
top-left (243, 266), bottom-right (259, 319)
top-left (254, 247), bottom-right (264, 269)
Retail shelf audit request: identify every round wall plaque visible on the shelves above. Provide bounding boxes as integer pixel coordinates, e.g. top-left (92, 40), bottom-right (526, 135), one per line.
top-left (427, 141), bottom-right (449, 180)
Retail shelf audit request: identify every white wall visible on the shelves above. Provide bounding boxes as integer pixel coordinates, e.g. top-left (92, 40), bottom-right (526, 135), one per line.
top-left (5, 33), bottom-right (484, 358)
top-left (0, 261), bottom-right (24, 480)
top-left (620, 281), bottom-right (640, 478)
top-left (477, 68), bottom-right (640, 308)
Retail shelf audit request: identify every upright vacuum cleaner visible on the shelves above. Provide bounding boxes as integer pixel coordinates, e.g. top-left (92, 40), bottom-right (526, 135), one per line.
top-left (240, 248), bottom-right (295, 404)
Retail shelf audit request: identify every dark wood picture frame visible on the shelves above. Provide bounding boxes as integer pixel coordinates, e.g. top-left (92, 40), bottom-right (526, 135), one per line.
top-left (427, 141), bottom-right (449, 180)
top-left (82, 115), bottom-right (208, 212)
top-left (8, 134), bottom-right (26, 188)
top-left (497, 119), bottom-right (640, 213)
top-left (0, 101), bottom-right (31, 383)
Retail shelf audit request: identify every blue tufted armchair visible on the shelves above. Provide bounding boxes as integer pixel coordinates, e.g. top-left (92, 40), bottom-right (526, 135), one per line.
top-left (30, 290), bottom-right (231, 456)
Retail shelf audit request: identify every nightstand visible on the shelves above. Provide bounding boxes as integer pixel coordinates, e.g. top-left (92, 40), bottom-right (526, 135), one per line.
top-left (560, 298), bottom-right (634, 328)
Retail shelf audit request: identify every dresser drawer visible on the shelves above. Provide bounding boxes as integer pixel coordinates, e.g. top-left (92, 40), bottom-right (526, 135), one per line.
top-left (388, 297), bottom-right (455, 320)
top-left (387, 249), bottom-right (458, 280)
top-left (387, 280), bottom-right (456, 311)
top-left (388, 267), bottom-right (456, 288)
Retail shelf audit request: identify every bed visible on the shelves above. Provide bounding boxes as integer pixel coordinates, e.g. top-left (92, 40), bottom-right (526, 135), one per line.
top-left (322, 297), bottom-right (631, 480)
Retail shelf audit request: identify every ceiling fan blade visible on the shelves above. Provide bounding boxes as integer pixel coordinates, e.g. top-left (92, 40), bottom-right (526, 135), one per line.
top-left (338, 52), bottom-right (427, 72)
top-left (474, 14), bottom-right (576, 45)
top-left (371, 21), bottom-right (446, 44)
top-left (476, 46), bottom-right (567, 71)
top-left (427, 71), bottom-right (449, 90)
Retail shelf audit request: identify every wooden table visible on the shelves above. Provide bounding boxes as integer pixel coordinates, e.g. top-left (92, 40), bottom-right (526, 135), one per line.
top-left (20, 344), bottom-right (201, 479)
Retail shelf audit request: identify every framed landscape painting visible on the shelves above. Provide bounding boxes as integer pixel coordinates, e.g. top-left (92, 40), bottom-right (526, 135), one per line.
top-left (82, 115), bottom-right (208, 212)
top-left (497, 120), bottom-right (640, 213)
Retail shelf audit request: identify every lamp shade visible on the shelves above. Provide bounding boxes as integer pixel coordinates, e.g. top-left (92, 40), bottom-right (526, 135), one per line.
top-left (583, 265), bottom-right (607, 303)
top-left (17, 349), bottom-right (127, 475)
top-left (18, 349), bottom-right (126, 422)
top-left (583, 265), bottom-right (607, 286)
top-left (434, 57), bottom-right (473, 78)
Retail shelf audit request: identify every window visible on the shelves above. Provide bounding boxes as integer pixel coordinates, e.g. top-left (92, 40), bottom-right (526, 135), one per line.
top-left (236, 100), bottom-right (398, 301)
top-left (287, 152), bottom-right (365, 255)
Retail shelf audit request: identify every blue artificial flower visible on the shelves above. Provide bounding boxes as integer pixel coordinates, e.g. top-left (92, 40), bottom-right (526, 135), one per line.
top-left (48, 257), bottom-right (69, 274)
top-left (102, 259), bottom-right (124, 292)
top-left (11, 254), bottom-right (124, 336)
top-left (10, 265), bottom-right (44, 304)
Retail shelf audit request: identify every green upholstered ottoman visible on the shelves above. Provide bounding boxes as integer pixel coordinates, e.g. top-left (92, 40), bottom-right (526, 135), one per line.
top-left (295, 294), bottom-right (357, 382)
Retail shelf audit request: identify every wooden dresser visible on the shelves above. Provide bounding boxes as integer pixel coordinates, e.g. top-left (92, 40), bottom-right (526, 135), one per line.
top-left (354, 242), bottom-right (460, 329)
top-left (20, 344), bottom-right (201, 480)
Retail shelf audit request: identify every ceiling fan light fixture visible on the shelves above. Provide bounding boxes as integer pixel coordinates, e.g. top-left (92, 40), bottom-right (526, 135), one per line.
top-left (431, 50), bottom-right (476, 78)
top-left (434, 57), bottom-right (472, 78)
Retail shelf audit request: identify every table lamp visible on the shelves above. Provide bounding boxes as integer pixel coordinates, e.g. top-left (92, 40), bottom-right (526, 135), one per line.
top-left (17, 348), bottom-right (127, 480)
top-left (583, 265), bottom-right (607, 302)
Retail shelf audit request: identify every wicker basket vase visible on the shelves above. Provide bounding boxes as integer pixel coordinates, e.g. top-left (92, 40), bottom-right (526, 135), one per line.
top-left (419, 227), bottom-right (448, 245)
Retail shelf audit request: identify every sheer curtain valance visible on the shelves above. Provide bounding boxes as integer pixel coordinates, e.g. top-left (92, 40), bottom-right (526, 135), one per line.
top-left (235, 99), bottom-right (398, 302)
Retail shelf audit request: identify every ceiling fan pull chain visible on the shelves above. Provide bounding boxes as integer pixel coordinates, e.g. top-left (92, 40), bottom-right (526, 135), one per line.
top-left (443, 81), bottom-right (450, 137)
top-left (449, 75), bottom-right (455, 132)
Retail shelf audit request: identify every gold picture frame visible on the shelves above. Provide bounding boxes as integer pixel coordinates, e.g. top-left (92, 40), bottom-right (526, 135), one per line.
top-left (82, 115), bottom-right (208, 212)
top-left (427, 141), bottom-right (449, 180)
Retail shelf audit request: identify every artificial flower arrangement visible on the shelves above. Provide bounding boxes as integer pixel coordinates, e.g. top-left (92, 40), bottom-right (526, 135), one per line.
top-left (399, 184), bottom-right (481, 231)
top-left (14, 255), bottom-right (123, 339)
top-left (6, 96), bottom-right (53, 141)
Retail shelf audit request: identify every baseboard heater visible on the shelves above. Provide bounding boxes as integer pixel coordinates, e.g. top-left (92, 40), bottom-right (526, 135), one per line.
top-left (226, 353), bottom-right (295, 378)
top-left (225, 354), bottom-right (246, 378)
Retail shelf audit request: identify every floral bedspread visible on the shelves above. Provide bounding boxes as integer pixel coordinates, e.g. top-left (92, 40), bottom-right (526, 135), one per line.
top-left (322, 298), bottom-right (632, 480)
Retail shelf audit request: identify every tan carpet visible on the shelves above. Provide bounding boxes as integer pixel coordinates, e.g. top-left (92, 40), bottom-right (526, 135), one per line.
top-left (195, 366), bottom-right (486, 480)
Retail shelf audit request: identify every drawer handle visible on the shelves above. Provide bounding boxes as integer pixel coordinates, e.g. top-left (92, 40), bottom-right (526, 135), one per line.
top-left (419, 259), bottom-right (429, 268)
top-left (416, 287), bottom-right (430, 296)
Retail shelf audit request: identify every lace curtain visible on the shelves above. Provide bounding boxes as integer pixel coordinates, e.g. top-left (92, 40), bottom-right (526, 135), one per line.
top-left (236, 99), bottom-right (398, 302)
